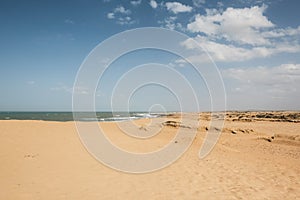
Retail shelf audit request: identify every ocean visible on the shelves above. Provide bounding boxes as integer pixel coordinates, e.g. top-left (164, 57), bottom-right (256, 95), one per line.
top-left (0, 112), bottom-right (163, 122)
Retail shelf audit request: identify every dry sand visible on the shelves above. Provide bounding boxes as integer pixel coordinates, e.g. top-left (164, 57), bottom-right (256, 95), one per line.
top-left (0, 112), bottom-right (299, 199)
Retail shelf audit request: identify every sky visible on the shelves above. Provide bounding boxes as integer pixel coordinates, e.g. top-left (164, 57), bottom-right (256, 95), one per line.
top-left (0, 0), bottom-right (300, 111)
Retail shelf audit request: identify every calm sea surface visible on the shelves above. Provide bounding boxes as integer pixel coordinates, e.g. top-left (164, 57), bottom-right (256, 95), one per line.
top-left (0, 112), bottom-right (164, 122)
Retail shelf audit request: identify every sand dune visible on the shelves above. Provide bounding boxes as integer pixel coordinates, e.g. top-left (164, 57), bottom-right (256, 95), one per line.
top-left (0, 112), bottom-right (299, 199)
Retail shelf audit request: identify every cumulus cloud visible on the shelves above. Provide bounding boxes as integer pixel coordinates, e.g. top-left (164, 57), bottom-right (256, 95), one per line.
top-left (116, 16), bottom-right (136, 25)
top-left (158, 16), bottom-right (184, 31)
top-left (182, 5), bottom-right (300, 62)
top-left (149, 0), bottom-right (158, 9)
top-left (130, 0), bottom-right (142, 6)
top-left (217, 1), bottom-right (224, 8)
top-left (114, 6), bottom-right (131, 15)
top-left (165, 2), bottom-right (193, 14)
top-left (107, 5), bottom-right (135, 25)
top-left (107, 12), bottom-right (115, 19)
top-left (263, 26), bottom-right (300, 38)
top-left (192, 0), bottom-right (205, 7)
top-left (187, 5), bottom-right (274, 45)
top-left (180, 35), bottom-right (300, 62)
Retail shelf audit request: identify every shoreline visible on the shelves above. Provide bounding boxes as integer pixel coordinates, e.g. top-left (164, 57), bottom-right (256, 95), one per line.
top-left (0, 110), bottom-right (299, 122)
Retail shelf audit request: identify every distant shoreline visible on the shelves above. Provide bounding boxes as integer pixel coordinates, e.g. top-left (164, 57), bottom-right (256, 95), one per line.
top-left (0, 111), bottom-right (168, 122)
top-left (0, 111), bottom-right (299, 123)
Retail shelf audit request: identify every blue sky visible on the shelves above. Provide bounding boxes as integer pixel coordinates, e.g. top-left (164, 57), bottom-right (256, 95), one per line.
top-left (0, 0), bottom-right (299, 111)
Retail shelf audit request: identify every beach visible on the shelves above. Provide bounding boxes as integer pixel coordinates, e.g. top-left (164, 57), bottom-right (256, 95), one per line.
top-left (0, 112), bottom-right (299, 199)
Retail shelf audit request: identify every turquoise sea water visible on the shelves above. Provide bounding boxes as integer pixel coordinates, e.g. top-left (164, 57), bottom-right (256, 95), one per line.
top-left (0, 112), bottom-right (163, 122)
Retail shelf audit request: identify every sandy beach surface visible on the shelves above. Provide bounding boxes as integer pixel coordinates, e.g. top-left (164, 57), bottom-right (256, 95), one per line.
top-left (0, 111), bottom-right (299, 199)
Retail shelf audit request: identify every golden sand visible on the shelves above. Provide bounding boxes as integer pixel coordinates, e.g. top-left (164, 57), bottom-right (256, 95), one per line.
top-left (0, 112), bottom-right (299, 199)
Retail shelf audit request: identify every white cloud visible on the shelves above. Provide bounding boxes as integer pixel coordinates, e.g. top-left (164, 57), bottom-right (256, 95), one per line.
top-left (107, 5), bottom-right (136, 25)
top-left (224, 64), bottom-right (300, 82)
top-left (187, 5), bottom-right (274, 45)
top-left (223, 64), bottom-right (300, 94)
top-left (263, 26), bottom-right (300, 38)
top-left (114, 6), bottom-right (131, 15)
top-left (116, 16), bottom-right (136, 25)
top-left (174, 59), bottom-right (188, 67)
top-left (158, 16), bottom-right (184, 31)
top-left (217, 1), bottom-right (224, 7)
top-left (222, 64), bottom-right (300, 109)
top-left (182, 5), bottom-right (300, 62)
top-left (149, 0), bottom-right (158, 9)
top-left (181, 36), bottom-right (270, 62)
top-left (165, 2), bottom-right (193, 14)
top-left (131, 0), bottom-right (142, 6)
top-left (193, 0), bottom-right (205, 7)
top-left (107, 12), bottom-right (115, 19)
top-left (181, 35), bottom-right (300, 62)
top-left (168, 58), bottom-right (189, 68)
